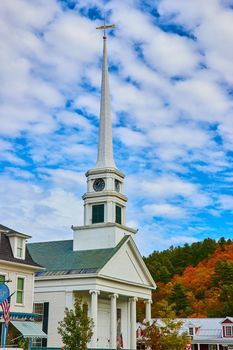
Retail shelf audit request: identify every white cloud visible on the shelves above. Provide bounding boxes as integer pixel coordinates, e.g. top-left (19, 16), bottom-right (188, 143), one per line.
top-left (219, 195), bottom-right (233, 212)
top-left (57, 111), bottom-right (94, 131)
top-left (171, 76), bottom-right (231, 123)
top-left (0, 175), bottom-right (83, 242)
top-left (143, 203), bottom-right (186, 219)
top-left (128, 174), bottom-right (211, 207)
top-left (148, 124), bottom-right (210, 148)
top-left (4, 167), bottom-right (34, 180)
top-left (143, 31), bottom-right (199, 77)
top-left (135, 222), bottom-right (200, 255)
top-left (115, 127), bottom-right (148, 147)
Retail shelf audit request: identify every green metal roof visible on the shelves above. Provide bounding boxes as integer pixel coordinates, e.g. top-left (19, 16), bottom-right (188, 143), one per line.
top-left (27, 236), bottom-right (129, 277)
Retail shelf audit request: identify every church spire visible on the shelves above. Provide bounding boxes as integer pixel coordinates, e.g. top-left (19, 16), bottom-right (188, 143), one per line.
top-left (72, 26), bottom-right (136, 252)
top-left (95, 33), bottom-right (116, 169)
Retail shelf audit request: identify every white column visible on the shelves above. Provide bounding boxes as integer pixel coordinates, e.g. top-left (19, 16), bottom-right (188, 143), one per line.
top-left (109, 293), bottom-right (118, 348)
top-left (89, 290), bottom-right (100, 348)
top-left (217, 345), bottom-right (220, 350)
top-left (127, 299), bottom-right (131, 349)
top-left (144, 299), bottom-right (152, 323)
top-left (197, 344), bottom-right (200, 350)
top-left (130, 297), bottom-right (138, 350)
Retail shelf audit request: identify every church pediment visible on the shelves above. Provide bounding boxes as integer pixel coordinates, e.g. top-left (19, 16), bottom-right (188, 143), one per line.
top-left (99, 236), bottom-right (156, 288)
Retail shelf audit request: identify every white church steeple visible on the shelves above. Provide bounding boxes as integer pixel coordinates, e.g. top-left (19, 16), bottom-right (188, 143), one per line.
top-left (96, 35), bottom-right (116, 169)
top-left (72, 29), bottom-right (137, 251)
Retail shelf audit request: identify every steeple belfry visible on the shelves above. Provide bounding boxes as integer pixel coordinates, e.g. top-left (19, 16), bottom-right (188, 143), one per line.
top-left (72, 26), bottom-right (137, 252)
top-left (96, 34), bottom-right (116, 169)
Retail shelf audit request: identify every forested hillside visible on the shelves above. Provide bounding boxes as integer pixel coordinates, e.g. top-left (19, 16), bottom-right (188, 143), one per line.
top-left (140, 238), bottom-right (233, 319)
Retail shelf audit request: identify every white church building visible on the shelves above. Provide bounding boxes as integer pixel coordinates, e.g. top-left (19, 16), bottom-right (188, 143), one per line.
top-left (28, 31), bottom-right (156, 350)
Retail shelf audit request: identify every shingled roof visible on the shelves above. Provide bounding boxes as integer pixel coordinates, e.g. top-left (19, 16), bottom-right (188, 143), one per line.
top-left (28, 235), bottom-right (129, 277)
top-left (0, 224), bottom-right (42, 268)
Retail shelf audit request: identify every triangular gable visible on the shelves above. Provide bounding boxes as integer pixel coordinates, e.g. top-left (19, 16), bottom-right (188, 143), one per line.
top-left (222, 317), bottom-right (233, 324)
top-left (99, 236), bottom-right (156, 288)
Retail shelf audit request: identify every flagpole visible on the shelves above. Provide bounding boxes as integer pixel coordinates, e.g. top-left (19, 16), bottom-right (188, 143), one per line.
top-left (1, 322), bottom-right (6, 349)
top-left (4, 322), bottom-right (8, 348)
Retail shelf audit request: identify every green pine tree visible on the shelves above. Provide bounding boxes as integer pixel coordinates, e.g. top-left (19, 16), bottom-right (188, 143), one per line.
top-left (168, 283), bottom-right (192, 316)
top-left (57, 296), bottom-right (93, 350)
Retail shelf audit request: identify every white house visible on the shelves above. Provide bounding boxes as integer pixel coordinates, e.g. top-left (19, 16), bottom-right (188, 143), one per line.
top-left (136, 317), bottom-right (233, 350)
top-left (28, 32), bottom-right (156, 349)
top-left (0, 224), bottom-right (46, 347)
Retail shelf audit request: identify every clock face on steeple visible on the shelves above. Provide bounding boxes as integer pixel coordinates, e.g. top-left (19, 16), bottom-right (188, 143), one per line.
top-left (93, 178), bottom-right (105, 192)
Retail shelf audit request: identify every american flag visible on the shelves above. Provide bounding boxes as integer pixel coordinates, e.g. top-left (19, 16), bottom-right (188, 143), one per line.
top-left (117, 333), bottom-right (123, 348)
top-left (1, 295), bottom-right (11, 327)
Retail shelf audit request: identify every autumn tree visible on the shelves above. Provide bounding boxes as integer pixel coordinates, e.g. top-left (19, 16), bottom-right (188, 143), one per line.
top-left (144, 238), bottom-right (221, 284)
top-left (143, 322), bottom-right (162, 350)
top-left (145, 240), bottom-right (233, 318)
top-left (158, 301), bottom-right (189, 350)
top-left (58, 296), bottom-right (93, 350)
top-left (159, 318), bottom-right (189, 350)
top-left (144, 301), bottom-right (189, 350)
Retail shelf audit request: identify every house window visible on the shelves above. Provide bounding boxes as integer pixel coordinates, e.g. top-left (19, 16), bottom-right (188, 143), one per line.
top-left (189, 327), bottom-right (194, 336)
top-left (209, 345), bottom-right (217, 350)
top-left (32, 338), bottom-right (42, 348)
top-left (34, 302), bottom-right (44, 323)
top-left (116, 205), bottom-right (122, 224)
top-left (16, 238), bottom-right (24, 258)
top-left (33, 302), bottom-right (49, 348)
top-left (16, 277), bottom-right (24, 304)
top-left (92, 204), bottom-right (104, 223)
top-left (225, 326), bottom-right (232, 336)
top-left (0, 275), bottom-right (5, 284)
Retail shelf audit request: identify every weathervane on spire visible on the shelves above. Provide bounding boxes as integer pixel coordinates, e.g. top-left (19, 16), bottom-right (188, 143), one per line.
top-left (96, 24), bottom-right (115, 38)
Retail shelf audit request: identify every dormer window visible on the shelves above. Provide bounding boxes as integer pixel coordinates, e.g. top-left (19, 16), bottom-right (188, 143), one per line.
top-left (222, 318), bottom-right (233, 338)
top-left (188, 327), bottom-right (194, 336)
top-left (17, 237), bottom-right (24, 258)
top-left (225, 326), bottom-right (232, 337)
top-left (6, 231), bottom-right (30, 260)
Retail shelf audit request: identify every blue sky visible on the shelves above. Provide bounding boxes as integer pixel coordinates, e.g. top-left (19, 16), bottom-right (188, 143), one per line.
top-left (0, 0), bottom-right (233, 256)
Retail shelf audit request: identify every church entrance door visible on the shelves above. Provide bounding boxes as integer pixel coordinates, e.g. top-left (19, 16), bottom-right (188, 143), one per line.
top-left (98, 309), bottom-right (110, 348)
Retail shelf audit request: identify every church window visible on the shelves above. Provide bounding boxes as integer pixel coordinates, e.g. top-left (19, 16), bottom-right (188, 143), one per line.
top-left (16, 277), bottom-right (24, 304)
top-left (115, 179), bottom-right (120, 192)
top-left (116, 205), bottom-right (122, 224)
top-left (92, 204), bottom-right (104, 223)
top-left (117, 308), bottom-right (121, 336)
